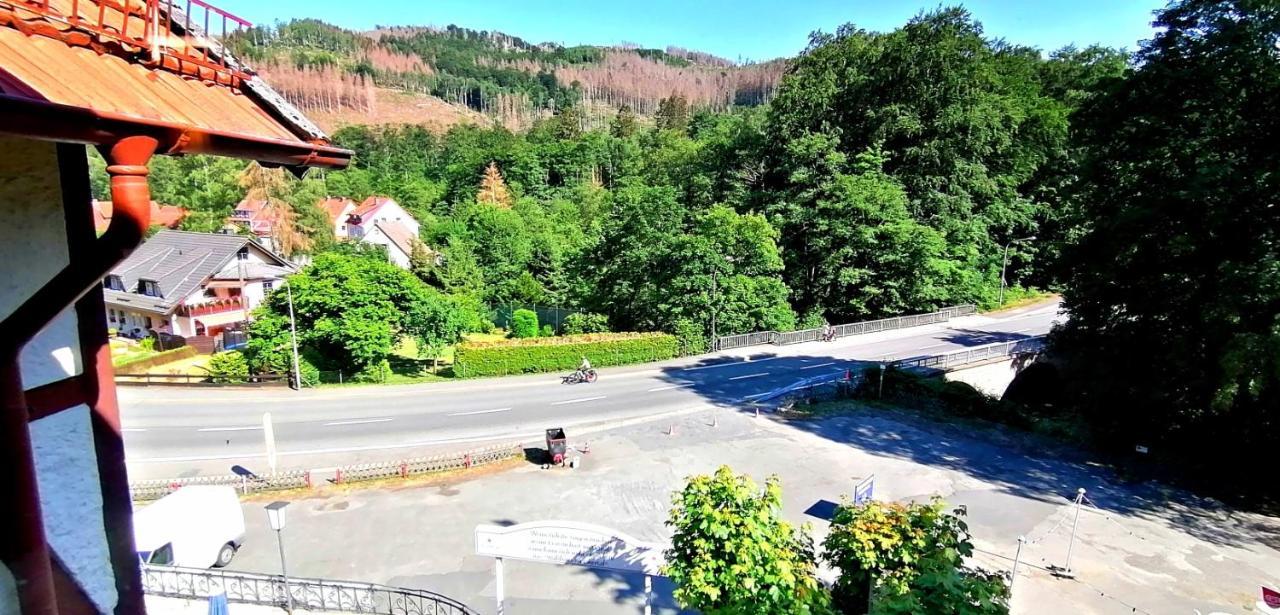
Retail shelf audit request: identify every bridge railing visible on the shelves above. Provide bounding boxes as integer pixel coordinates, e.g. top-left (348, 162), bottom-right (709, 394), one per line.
top-left (890, 336), bottom-right (1046, 371)
top-left (714, 305), bottom-right (976, 351)
top-left (140, 564), bottom-right (478, 615)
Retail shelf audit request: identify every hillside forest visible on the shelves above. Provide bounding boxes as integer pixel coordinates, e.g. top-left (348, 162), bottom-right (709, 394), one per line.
top-left (89, 1), bottom-right (1279, 488)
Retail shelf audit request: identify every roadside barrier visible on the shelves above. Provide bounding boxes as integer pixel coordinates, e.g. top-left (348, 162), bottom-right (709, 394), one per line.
top-left (714, 305), bottom-right (976, 351)
top-left (129, 442), bottom-right (522, 500)
top-left (141, 564), bottom-right (478, 614)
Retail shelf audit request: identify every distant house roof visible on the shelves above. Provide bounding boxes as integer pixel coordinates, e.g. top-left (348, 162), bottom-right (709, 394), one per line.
top-left (92, 200), bottom-right (187, 234)
top-left (229, 198), bottom-right (278, 236)
top-left (317, 197), bottom-right (357, 225)
top-left (0, 0), bottom-right (351, 171)
top-left (351, 196), bottom-right (399, 220)
top-left (103, 229), bottom-right (291, 315)
top-left (373, 220), bottom-right (422, 259)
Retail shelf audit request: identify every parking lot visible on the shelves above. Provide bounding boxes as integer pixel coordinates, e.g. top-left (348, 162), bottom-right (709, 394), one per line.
top-left (223, 404), bottom-right (1280, 614)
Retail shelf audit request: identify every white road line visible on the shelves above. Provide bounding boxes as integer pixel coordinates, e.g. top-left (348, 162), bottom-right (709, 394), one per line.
top-left (121, 428), bottom-right (147, 433)
top-left (741, 392), bottom-right (770, 399)
top-left (682, 356), bottom-right (782, 371)
top-left (323, 417), bottom-right (394, 426)
top-left (551, 396), bottom-right (607, 406)
top-left (196, 425), bottom-right (261, 432)
top-left (647, 383), bottom-right (693, 392)
top-left (799, 362), bottom-right (836, 370)
top-left (729, 372), bottom-right (769, 381)
top-left (446, 408), bottom-right (512, 417)
top-left (918, 342), bottom-right (952, 349)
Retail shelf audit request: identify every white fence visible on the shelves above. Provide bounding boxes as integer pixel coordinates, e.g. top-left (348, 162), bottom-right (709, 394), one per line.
top-left (891, 336), bottom-right (1047, 371)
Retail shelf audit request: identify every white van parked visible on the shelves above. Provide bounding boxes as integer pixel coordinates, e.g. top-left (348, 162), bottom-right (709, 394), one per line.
top-left (133, 486), bottom-right (245, 568)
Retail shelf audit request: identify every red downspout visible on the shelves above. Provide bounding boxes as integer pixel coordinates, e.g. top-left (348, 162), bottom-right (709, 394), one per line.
top-left (0, 135), bottom-right (155, 615)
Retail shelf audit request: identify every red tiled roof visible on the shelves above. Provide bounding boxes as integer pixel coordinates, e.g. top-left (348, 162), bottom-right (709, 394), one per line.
top-left (229, 198), bottom-right (277, 236)
top-left (317, 197), bottom-right (355, 224)
top-left (92, 200), bottom-right (186, 234)
top-left (351, 196), bottom-right (397, 219)
top-left (0, 0), bottom-right (352, 169)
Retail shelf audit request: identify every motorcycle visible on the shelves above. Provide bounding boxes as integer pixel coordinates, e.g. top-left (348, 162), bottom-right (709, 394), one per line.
top-left (562, 367), bottom-right (598, 384)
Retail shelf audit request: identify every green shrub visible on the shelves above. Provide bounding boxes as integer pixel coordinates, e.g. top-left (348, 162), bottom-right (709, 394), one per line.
top-left (796, 310), bottom-right (827, 331)
top-left (354, 359), bottom-right (390, 383)
top-left (562, 312), bottom-right (611, 335)
top-left (454, 332), bottom-right (678, 377)
top-left (540, 324), bottom-right (555, 337)
top-left (297, 357), bottom-right (321, 387)
top-left (672, 319), bottom-right (707, 356)
top-left (138, 336), bottom-right (156, 352)
top-left (511, 309), bottom-right (539, 338)
top-left (207, 351), bottom-right (249, 383)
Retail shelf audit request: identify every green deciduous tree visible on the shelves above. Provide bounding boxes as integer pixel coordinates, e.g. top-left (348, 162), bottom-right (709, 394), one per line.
top-left (511, 309), bottom-right (539, 338)
top-left (1055, 0), bottom-right (1280, 479)
top-left (664, 466), bottom-right (830, 615)
top-left (824, 499), bottom-right (1009, 615)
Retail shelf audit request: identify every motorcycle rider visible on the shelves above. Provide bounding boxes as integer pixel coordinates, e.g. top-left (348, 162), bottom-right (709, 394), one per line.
top-left (579, 356), bottom-right (592, 374)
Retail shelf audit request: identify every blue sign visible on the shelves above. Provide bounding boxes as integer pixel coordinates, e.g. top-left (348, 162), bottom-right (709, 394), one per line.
top-left (853, 475), bottom-right (875, 505)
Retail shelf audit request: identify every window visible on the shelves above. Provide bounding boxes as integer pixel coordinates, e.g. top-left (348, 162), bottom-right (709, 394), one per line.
top-left (146, 543), bottom-right (173, 566)
top-left (341, 224), bottom-right (346, 231)
top-left (107, 309), bottom-right (116, 323)
top-left (103, 275), bottom-right (124, 291)
top-left (144, 316), bottom-right (153, 329)
top-left (262, 280), bottom-right (274, 292)
top-left (139, 280), bottom-right (160, 297)
top-left (237, 247), bottom-right (249, 260)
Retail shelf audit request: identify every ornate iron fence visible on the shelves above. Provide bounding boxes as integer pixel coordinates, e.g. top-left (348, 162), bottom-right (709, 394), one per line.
top-left (714, 305), bottom-right (977, 351)
top-left (140, 564), bottom-right (478, 615)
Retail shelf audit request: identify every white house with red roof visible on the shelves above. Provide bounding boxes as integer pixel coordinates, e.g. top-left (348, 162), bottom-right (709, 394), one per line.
top-left (317, 195), bottom-right (428, 268)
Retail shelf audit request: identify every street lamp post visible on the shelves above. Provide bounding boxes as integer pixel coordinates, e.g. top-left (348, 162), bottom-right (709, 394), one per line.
top-left (999, 236), bottom-right (1037, 306)
top-left (265, 501), bottom-right (293, 613)
top-left (284, 280), bottom-right (302, 390)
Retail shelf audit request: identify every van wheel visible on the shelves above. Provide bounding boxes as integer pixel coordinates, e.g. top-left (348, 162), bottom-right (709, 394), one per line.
top-left (213, 543), bottom-right (236, 568)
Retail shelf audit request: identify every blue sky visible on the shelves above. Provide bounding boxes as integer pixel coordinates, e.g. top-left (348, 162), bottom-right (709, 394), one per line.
top-left (216, 0), bottom-right (1165, 61)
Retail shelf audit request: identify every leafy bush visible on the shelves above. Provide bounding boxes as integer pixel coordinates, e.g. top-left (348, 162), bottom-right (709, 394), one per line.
top-left (824, 498), bottom-right (1009, 614)
top-left (454, 332), bottom-right (677, 377)
top-left (562, 312), bottom-right (611, 335)
top-left (297, 357), bottom-right (321, 387)
top-left (540, 324), bottom-right (555, 337)
top-left (797, 310), bottom-right (827, 331)
top-left (354, 359), bottom-right (390, 383)
top-left (138, 336), bottom-right (156, 352)
top-left (671, 319), bottom-right (707, 356)
top-left (207, 351), bottom-right (249, 383)
top-left (511, 309), bottom-right (539, 338)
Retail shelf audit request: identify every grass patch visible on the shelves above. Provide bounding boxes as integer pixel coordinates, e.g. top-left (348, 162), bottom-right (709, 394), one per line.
top-left (981, 287), bottom-right (1057, 313)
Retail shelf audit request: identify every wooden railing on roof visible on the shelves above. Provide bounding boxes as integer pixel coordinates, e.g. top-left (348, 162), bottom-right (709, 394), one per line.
top-left (11, 0), bottom-right (252, 85)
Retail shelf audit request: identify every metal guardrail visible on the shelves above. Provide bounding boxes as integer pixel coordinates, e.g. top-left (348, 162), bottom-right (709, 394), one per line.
top-left (114, 372), bottom-right (290, 387)
top-left (140, 564), bottom-right (478, 615)
top-left (714, 305), bottom-right (976, 351)
top-left (129, 443), bottom-right (522, 500)
top-left (890, 336), bottom-right (1046, 371)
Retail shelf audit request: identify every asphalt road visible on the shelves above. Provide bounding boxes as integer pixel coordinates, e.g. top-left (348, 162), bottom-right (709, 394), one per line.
top-left (120, 300), bottom-right (1062, 479)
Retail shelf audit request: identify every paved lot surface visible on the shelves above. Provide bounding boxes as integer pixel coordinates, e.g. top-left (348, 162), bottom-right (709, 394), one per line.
top-left (220, 403), bottom-right (1280, 615)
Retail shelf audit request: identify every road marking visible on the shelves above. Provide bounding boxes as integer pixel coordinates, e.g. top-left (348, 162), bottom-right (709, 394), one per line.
top-left (918, 342), bottom-right (951, 349)
top-left (741, 392), bottom-right (770, 399)
top-left (682, 356), bottom-right (782, 371)
top-left (551, 396), bottom-right (606, 406)
top-left (447, 408), bottom-right (512, 417)
top-left (323, 417), bottom-right (394, 426)
top-left (121, 428), bottom-right (147, 433)
top-left (648, 383), bottom-right (693, 392)
top-left (799, 362), bottom-right (836, 370)
top-left (196, 425), bottom-right (261, 432)
top-left (729, 372), bottom-right (769, 381)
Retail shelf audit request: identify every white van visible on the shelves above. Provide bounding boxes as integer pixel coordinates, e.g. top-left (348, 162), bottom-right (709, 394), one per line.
top-left (133, 486), bottom-right (245, 568)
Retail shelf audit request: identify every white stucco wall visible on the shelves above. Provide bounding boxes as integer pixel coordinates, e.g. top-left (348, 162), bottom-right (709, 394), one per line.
top-left (0, 137), bottom-right (84, 390)
top-left (361, 226), bottom-right (411, 268)
top-left (31, 405), bottom-right (118, 613)
top-left (363, 200), bottom-right (419, 235)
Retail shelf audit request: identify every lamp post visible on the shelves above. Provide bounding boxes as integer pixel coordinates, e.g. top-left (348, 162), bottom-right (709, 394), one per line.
top-left (999, 236), bottom-right (1037, 306)
top-left (284, 279), bottom-right (301, 390)
top-left (265, 501), bottom-right (293, 613)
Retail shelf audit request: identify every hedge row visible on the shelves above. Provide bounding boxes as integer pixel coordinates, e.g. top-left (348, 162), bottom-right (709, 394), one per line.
top-left (454, 332), bottom-right (678, 377)
top-left (112, 345), bottom-right (198, 372)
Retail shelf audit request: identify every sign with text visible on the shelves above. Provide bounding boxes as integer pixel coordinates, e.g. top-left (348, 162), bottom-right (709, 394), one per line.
top-left (853, 475), bottom-right (875, 505)
top-left (475, 521), bottom-right (665, 575)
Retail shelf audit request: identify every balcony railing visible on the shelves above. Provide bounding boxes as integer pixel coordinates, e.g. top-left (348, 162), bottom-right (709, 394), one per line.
top-left (11, 0), bottom-right (252, 84)
top-left (177, 296), bottom-right (245, 317)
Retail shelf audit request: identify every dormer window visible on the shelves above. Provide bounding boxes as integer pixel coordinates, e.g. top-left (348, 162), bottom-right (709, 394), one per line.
top-left (237, 246), bottom-right (249, 260)
top-left (138, 279), bottom-right (161, 297)
top-left (103, 275), bottom-right (124, 291)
